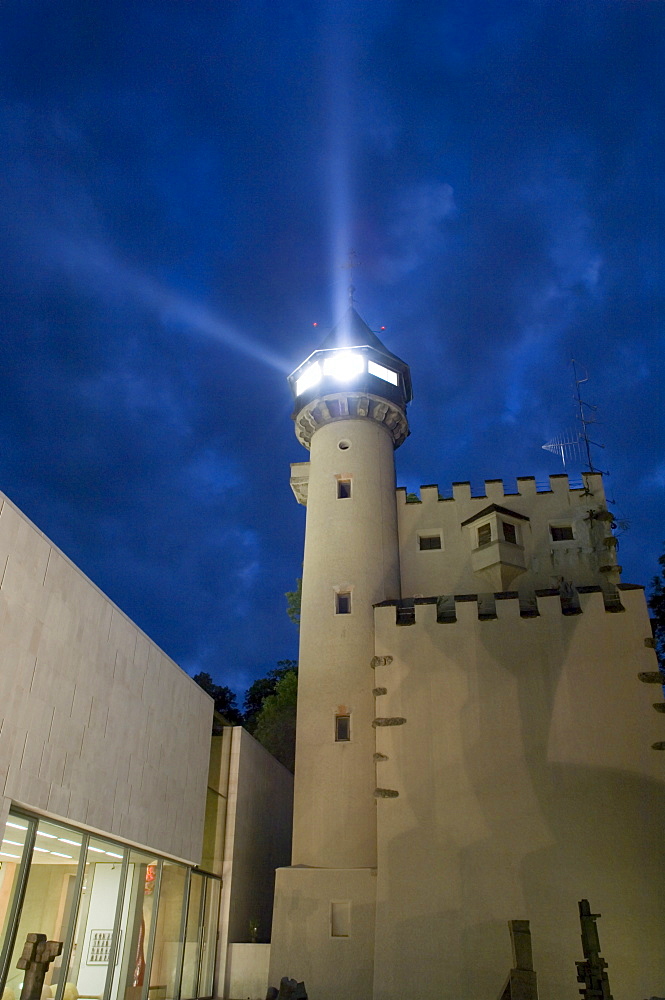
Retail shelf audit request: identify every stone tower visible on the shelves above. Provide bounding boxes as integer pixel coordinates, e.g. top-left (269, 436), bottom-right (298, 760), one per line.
top-left (269, 306), bottom-right (411, 995)
top-left (269, 307), bottom-right (665, 1000)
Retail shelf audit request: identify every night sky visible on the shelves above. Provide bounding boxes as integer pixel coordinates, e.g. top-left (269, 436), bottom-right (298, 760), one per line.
top-left (1, 0), bottom-right (663, 700)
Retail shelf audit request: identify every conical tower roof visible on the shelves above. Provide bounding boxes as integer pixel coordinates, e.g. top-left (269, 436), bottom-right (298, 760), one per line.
top-left (315, 306), bottom-right (404, 367)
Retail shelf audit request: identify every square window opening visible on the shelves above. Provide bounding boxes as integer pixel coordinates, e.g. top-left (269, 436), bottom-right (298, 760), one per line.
top-left (419, 534), bottom-right (442, 551)
top-left (550, 524), bottom-right (574, 542)
top-left (336, 592), bottom-right (351, 615)
top-left (335, 715), bottom-right (350, 741)
top-left (337, 480), bottom-right (351, 499)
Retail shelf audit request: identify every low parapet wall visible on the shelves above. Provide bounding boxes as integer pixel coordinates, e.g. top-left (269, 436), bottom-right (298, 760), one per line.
top-left (375, 583), bottom-right (643, 623)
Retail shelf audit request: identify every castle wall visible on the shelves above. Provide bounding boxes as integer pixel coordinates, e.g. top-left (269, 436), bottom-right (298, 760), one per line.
top-left (0, 492), bottom-right (213, 862)
top-left (269, 867), bottom-right (376, 1000)
top-left (371, 588), bottom-right (665, 1000)
top-left (398, 473), bottom-right (619, 598)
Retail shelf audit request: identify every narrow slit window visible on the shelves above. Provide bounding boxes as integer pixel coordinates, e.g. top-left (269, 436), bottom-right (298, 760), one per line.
top-left (335, 715), bottom-right (350, 741)
top-left (477, 523), bottom-right (491, 546)
top-left (550, 524), bottom-right (574, 541)
top-left (419, 534), bottom-right (442, 551)
top-left (336, 592), bottom-right (351, 615)
top-left (502, 522), bottom-right (517, 544)
top-left (337, 480), bottom-right (351, 499)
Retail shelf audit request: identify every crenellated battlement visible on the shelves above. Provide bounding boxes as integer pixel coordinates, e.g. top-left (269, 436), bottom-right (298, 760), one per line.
top-left (374, 583), bottom-right (642, 625)
top-left (397, 471), bottom-right (604, 504)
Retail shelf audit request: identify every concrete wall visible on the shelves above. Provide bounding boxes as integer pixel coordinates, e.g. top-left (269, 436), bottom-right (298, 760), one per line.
top-left (218, 728), bottom-right (293, 998)
top-left (371, 587), bottom-right (665, 1000)
top-left (225, 944), bottom-right (270, 1000)
top-left (269, 867), bottom-right (376, 1000)
top-left (398, 473), bottom-right (619, 598)
top-left (0, 492), bottom-right (213, 862)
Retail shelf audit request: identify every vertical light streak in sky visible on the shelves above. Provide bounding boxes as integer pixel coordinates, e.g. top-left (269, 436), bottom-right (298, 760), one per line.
top-left (323, 2), bottom-right (355, 323)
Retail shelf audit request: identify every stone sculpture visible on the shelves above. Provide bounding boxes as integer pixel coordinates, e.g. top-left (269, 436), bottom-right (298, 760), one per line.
top-left (575, 899), bottom-right (613, 1000)
top-left (17, 934), bottom-right (63, 1000)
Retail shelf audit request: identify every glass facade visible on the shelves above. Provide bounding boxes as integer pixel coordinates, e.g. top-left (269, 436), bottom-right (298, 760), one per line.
top-left (0, 811), bottom-right (220, 1000)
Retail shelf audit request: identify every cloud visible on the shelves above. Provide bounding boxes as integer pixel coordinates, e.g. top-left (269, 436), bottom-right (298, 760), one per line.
top-left (379, 181), bottom-right (456, 280)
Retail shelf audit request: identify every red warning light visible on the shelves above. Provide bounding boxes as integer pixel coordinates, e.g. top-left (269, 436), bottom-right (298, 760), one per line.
top-left (381, 326), bottom-right (385, 330)
top-left (313, 322), bottom-right (318, 327)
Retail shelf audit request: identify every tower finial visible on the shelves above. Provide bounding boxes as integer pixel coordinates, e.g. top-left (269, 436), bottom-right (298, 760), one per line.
top-left (348, 284), bottom-right (356, 307)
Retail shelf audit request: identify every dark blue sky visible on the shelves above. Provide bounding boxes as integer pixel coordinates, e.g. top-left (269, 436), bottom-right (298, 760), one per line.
top-left (1, 0), bottom-right (663, 699)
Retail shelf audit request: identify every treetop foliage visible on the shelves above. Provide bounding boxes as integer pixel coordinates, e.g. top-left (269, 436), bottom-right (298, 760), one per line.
top-left (648, 546), bottom-right (665, 669)
top-left (193, 661), bottom-right (298, 771)
top-left (285, 578), bottom-right (302, 627)
top-left (191, 671), bottom-right (243, 724)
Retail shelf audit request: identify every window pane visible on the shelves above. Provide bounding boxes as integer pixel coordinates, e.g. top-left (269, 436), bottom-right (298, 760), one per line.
top-left (109, 853), bottom-right (159, 1000)
top-left (179, 874), bottom-right (204, 1000)
top-left (477, 524), bottom-right (491, 546)
top-left (61, 837), bottom-right (126, 1000)
top-left (149, 864), bottom-right (187, 1000)
top-left (0, 814), bottom-right (31, 982)
top-left (419, 535), bottom-right (441, 551)
top-left (335, 716), bottom-right (350, 742)
top-left (337, 480), bottom-right (351, 499)
top-left (502, 522), bottom-right (517, 544)
top-left (336, 593), bottom-right (351, 615)
top-left (197, 880), bottom-right (220, 999)
top-left (4, 819), bottom-right (84, 1000)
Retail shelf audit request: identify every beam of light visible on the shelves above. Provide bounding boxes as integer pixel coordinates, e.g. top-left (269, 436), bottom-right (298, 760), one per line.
top-left (46, 234), bottom-right (291, 374)
top-left (324, 10), bottom-right (355, 323)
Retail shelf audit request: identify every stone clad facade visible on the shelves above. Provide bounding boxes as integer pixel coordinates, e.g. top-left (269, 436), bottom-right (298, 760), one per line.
top-left (269, 309), bottom-right (665, 1000)
top-left (0, 491), bottom-right (212, 861)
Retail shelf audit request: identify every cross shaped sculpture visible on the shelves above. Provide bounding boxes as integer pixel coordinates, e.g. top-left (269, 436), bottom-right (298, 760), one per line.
top-left (17, 933), bottom-right (63, 1000)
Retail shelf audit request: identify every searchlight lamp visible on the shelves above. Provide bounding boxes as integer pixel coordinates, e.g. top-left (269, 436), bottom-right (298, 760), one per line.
top-left (323, 351), bottom-right (364, 381)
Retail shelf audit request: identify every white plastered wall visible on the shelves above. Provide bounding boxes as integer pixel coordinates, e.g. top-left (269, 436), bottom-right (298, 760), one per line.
top-left (398, 473), bottom-right (617, 598)
top-left (217, 727), bottom-right (293, 1000)
top-left (0, 492), bottom-right (213, 862)
top-left (371, 588), bottom-right (665, 1000)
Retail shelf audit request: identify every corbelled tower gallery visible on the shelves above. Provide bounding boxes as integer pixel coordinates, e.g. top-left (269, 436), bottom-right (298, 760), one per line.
top-left (268, 307), bottom-right (665, 1000)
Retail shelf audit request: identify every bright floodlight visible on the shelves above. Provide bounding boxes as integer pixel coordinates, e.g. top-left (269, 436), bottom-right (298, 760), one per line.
top-left (296, 361), bottom-right (322, 396)
top-left (323, 352), bottom-right (364, 382)
top-left (367, 360), bottom-right (399, 386)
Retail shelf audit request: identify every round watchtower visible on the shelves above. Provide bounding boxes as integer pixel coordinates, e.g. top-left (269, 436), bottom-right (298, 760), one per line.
top-left (288, 307), bottom-right (411, 868)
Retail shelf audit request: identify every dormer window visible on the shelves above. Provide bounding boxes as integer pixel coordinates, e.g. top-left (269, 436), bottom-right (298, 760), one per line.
top-left (477, 524), bottom-right (492, 546)
top-left (502, 521), bottom-right (517, 544)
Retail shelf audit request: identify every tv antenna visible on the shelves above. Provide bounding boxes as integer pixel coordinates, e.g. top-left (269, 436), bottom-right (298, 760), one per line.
top-left (542, 430), bottom-right (583, 468)
top-left (542, 361), bottom-right (608, 476)
top-left (571, 359), bottom-right (607, 475)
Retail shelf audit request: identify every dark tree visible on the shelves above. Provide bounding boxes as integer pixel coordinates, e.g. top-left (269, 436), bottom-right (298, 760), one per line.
top-left (192, 671), bottom-right (243, 724)
top-left (285, 578), bottom-right (302, 627)
top-left (243, 660), bottom-right (297, 732)
top-left (648, 547), bottom-right (665, 668)
top-left (253, 669), bottom-right (298, 772)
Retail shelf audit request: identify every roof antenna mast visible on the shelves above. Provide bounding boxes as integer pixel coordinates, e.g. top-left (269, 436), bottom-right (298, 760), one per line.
top-left (571, 359), bottom-right (606, 476)
top-left (341, 249), bottom-right (360, 307)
